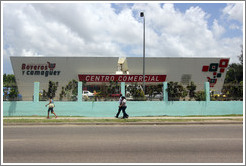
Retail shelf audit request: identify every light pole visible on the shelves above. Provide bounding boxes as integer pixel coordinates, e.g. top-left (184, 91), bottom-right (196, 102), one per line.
top-left (140, 11), bottom-right (145, 94)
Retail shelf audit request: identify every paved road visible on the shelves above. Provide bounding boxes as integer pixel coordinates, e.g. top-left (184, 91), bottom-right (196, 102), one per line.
top-left (3, 125), bottom-right (243, 163)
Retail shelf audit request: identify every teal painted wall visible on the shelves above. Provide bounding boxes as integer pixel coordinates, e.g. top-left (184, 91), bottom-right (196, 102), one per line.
top-left (4, 81), bottom-right (242, 117)
top-left (3, 101), bottom-right (243, 117)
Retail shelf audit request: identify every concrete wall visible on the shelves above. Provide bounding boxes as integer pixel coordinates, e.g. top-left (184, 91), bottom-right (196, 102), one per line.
top-left (3, 82), bottom-right (243, 117)
top-left (3, 100), bottom-right (243, 117)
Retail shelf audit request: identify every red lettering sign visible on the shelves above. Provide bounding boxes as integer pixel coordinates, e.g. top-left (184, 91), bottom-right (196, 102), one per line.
top-left (78, 74), bottom-right (167, 82)
top-left (21, 62), bottom-right (61, 77)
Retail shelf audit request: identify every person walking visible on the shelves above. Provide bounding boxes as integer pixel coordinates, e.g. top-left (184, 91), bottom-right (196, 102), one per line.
top-left (115, 94), bottom-right (122, 118)
top-left (45, 97), bottom-right (58, 119)
top-left (115, 96), bottom-right (129, 119)
top-left (119, 96), bottom-right (129, 119)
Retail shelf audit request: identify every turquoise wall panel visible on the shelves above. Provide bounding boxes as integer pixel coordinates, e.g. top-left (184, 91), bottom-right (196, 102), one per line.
top-left (3, 101), bottom-right (243, 117)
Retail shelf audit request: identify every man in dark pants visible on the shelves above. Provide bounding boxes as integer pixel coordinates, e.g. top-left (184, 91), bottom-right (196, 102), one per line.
top-left (115, 94), bottom-right (122, 118)
top-left (45, 97), bottom-right (58, 119)
top-left (115, 96), bottom-right (128, 119)
top-left (120, 96), bottom-right (128, 119)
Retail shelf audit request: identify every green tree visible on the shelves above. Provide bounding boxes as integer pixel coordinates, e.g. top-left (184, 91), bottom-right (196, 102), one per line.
top-left (166, 82), bottom-right (187, 101)
top-left (146, 85), bottom-right (155, 98)
top-left (194, 91), bottom-right (206, 101)
top-left (134, 89), bottom-right (146, 101)
top-left (3, 74), bottom-right (19, 100)
top-left (238, 45), bottom-right (243, 65)
top-left (222, 81), bottom-right (243, 100)
top-left (3, 74), bottom-right (17, 87)
top-left (224, 63), bottom-right (243, 84)
top-left (223, 46), bottom-right (243, 100)
top-left (107, 81), bottom-right (120, 97)
top-left (146, 84), bottom-right (163, 100)
top-left (59, 87), bottom-right (66, 101)
top-left (127, 83), bottom-right (146, 101)
top-left (8, 88), bottom-right (18, 101)
top-left (42, 81), bottom-right (59, 100)
top-left (59, 79), bottom-right (78, 101)
top-left (187, 81), bottom-right (196, 99)
top-left (225, 46), bottom-right (243, 84)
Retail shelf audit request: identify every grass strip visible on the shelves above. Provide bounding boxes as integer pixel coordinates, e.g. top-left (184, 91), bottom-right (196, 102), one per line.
top-left (3, 118), bottom-right (243, 124)
top-left (145, 114), bottom-right (243, 117)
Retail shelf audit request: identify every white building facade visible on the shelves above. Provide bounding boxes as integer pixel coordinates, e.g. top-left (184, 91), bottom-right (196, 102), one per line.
top-left (10, 56), bottom-right (230, 100)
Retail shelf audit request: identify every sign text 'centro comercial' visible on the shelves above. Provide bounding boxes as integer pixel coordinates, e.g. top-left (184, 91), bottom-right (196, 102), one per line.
top-left (78, 74), bottom-right (167, 82)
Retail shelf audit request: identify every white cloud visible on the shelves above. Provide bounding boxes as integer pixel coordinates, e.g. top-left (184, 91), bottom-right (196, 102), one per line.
top-left (3, 3), bottom-right (243, 74)
top-left (229, 24), bottom-right (240, 30)
top-left (212, 19), bottom-right (225, 38)
top-left (133, 3), bottom-right (217, 57)
top-left (223, 3), bottom-right (244, 23)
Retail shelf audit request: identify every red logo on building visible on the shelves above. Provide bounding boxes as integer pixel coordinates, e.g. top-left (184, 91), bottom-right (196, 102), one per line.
top-left (202, 59), bottom-right (229, 87)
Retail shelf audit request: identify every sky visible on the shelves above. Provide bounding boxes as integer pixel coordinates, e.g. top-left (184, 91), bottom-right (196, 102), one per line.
top-left (2, 1), bottom-right (244, 74)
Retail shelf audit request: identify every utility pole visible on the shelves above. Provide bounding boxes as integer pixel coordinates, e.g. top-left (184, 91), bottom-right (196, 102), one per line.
top-left (140, 11), bottom-right (145, 94)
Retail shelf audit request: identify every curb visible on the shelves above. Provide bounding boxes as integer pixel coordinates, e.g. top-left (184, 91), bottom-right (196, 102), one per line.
top-left (3, 121), bottom-right (243, 126)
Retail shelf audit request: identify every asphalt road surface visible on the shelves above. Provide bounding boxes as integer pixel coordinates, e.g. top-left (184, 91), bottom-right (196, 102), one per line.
top-left (3, 124), bottom-right (243, 163)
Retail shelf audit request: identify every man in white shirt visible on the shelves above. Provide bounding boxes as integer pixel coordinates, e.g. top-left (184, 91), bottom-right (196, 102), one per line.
top-left (119, 96), bottom-right (129, 119)
top-left (115, 94), bottom-right (122, 118)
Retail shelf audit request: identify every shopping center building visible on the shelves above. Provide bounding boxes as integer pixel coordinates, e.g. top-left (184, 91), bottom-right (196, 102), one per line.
top-left (10, 56), bottom-right (230, 100)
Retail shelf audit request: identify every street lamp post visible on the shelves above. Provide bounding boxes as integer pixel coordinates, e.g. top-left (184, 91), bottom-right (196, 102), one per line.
top-left (140, 11), bottom-right (145, 94)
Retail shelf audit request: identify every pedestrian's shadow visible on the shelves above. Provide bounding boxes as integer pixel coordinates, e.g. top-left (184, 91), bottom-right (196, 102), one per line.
top-left (8, 101), bottom-right (17, 116)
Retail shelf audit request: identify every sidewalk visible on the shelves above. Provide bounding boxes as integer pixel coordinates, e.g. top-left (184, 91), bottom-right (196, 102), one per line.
top-left (3, 116), bottom-right (243, 125)
top-left (3, 116), bottom-right (243, 119)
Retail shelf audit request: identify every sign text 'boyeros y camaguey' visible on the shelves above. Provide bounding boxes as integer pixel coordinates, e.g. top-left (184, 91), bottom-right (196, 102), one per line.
top-left (78, 74), bottom-right (167, 82)
top-left (21, 61), bottom-right (61, 77)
